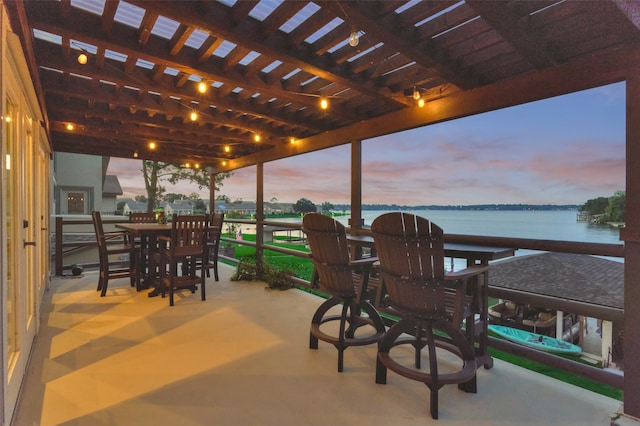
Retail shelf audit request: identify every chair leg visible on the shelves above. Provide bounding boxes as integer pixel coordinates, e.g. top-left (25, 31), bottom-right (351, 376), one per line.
top-left (336, 302), bottom-right (350, 372)
top-left (100, 274), bottom-right (109, 297)
top-left (200, 262), bottom-right (206, 301)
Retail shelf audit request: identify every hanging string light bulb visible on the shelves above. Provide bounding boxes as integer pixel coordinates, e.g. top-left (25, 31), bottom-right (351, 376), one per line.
top-left (413, 87), bottom-right (421, 100)
top-left (197, 81), bottom-right (207, 94)
top-left (77, 53), bottom-right (88, 65)
top-left (349, 30), bottom-right (359, 47)
top-left (320, 97), bottom-right (329, 110)
top-left (190, 111), bottom-right (198, 121)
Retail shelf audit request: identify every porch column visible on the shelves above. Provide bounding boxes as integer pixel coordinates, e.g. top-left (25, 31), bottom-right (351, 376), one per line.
top-left (208, 168), bottom-right (215, 213)
top-left (621, 72), bottom-right (640, 417)
top-left (255, 163), bottom-right (264, 271)
top-left (349, 140), bottom-right (364, 232)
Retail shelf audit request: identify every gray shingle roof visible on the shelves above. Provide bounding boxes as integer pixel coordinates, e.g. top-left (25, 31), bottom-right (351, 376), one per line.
top-left (489, 252), bottom-right (623, 309)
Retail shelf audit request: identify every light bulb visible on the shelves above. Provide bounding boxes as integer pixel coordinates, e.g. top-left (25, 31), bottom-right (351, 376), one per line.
top-left (148, 141), bottom-right (156, 150)
top-left (77, 53), bottom-right (88, 65)
top-left (133, 151), bottom-right (139, 158)
top-left (320, 97), bottom-right (328, 110)
top-left (66, 123), bottom-right (74, 131)
top-left (349, 31), bottom-right (359, 47)
top-left (413, 88), bottom-right (421, 100)
top-left (197, 81), bottom-right (207, 94)
top-left (224, 145), bottom-right (230, 152)
top-left (254, 134), bottom-right (261, 142)
top-left (190, 111), bottom-right (198, 121)
top-left (418, 98), bottom-right (425, 108)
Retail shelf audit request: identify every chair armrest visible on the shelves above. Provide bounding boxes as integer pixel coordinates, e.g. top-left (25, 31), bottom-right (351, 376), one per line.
top-left (348, 256), bottom-right (378, 268)
top-left (445, 265), bottom-right (488, 281)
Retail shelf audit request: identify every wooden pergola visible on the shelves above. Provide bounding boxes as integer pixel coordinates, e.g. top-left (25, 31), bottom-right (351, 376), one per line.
top-left (5, 0), bottom-right (640, 417)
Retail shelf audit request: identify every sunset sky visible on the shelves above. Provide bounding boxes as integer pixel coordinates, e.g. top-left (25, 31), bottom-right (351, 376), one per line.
top-left (108, 82), bottom-right (625, 206)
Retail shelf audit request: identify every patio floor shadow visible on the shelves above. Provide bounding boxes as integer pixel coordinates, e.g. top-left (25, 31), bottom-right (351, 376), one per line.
top-left (12, 264), bottom-right (633, 426)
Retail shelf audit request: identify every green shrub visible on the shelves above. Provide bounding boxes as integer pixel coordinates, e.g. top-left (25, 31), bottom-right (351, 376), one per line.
top-left (230, 255), bottom-right (296, 290)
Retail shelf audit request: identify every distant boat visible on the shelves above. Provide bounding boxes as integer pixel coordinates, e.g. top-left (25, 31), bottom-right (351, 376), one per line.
top-left (489, 325), bottom-right (582, 355)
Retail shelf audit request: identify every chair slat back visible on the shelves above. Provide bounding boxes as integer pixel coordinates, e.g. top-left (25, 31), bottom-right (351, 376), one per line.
top-left (371, 212), bottom-right (447, 316)
top-left (302, 213), bottom-right (355, 297)
top-left (170, 215), bottom-right (208, 256)
top-left (91, 211), bottom-right (107, 250)
top-left (130, 212), bottom-right (157, 223)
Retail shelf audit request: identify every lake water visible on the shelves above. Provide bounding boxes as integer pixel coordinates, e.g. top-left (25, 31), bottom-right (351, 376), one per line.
top-left (279, 210), bottom-right (622, 264)
top-left (350, 210), bottom-right (621, 244)
top-left (280, 210), bottom-right (621, 244)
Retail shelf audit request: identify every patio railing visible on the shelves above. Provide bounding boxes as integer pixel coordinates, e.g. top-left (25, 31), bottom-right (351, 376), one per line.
top-left (52, 215), bottom-right (625, 391)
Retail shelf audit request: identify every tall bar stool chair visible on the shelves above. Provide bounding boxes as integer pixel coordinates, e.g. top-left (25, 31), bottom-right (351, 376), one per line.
top-left (158, 214), bottom-right (208, 306)
top-left (302, 213), bottom-right (385, 372)
top-left (91, 211), bottom-right (139, 296)
top-left (371, 212), bottom-right (487, 419)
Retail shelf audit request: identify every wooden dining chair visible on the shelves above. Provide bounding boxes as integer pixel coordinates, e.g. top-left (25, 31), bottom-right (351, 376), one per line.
top-left (158, 214), bottom-right (208, 306)
top-left (129, 212), bottom-right (157, 290)
top-left (204, 212), bottom-right (225, 281)
top-left (91, 211), bottom-right (139, 296)
top-left (302, 213), bottom-right (385, 372)
top-left (371, 212), bottom-right (487, 419)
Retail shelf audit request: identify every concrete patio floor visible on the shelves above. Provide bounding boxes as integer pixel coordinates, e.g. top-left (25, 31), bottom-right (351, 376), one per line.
top-left (12, 264), bottom-right (634, 425)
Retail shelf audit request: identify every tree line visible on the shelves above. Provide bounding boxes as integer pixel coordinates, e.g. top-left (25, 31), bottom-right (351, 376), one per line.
top-left (581, 190), bottom-right (625, 223)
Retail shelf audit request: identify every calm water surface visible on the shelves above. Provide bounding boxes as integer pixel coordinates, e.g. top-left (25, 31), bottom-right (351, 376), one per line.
top-left (277, 210), bottom-right (622, 265)
top-left (281, 210), bottom-right (620, 244)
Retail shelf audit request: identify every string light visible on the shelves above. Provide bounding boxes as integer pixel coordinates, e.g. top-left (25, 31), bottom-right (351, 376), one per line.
top-left (254, 134), bottom-right (261, 142)
top-left (418, 98), bottom-right (425, 108)
top-left (194, 163), bottom-right (200, 169)
top-left (77, 53), bottom-right (88, 65)
top-left (349, 31), bottom-right (359, 47)
top-left (413, 87), bottom-right (421, 100)
top-left (290, 137), bottom-right (296, 144)
top-left (190, 111), bottom-right (198, 121)
top-left (222, 160), bottom-right (227, 166)
top-left (197, 81), bottom-right (207, 94)
top-left (224, 145), bottom-right (230, 153)
top-left (133, 151), bottom-right (139, 158)
top-left (66, 123), bottom-right (74, 131)
top-left (148, 141), bottom-right (156, 150)
top-left (320, 97), bottom-right (329, 110)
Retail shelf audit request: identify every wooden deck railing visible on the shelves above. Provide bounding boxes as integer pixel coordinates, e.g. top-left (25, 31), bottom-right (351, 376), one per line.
top-left (53, 216), bottom-right (625, 390)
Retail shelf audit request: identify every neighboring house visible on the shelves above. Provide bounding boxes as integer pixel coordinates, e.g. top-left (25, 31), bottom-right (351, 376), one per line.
top-left (162, 200), bottom-right (197, 216)
top-left (120, 199), bottom-right (148, 216)
top-left (53, 152), bottom-right (123, 215)
top-left (102, 175), bottom-right (123, 214)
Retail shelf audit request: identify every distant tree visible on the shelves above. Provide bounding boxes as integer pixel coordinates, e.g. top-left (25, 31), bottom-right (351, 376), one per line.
top-left (163, 193), bottom-right (184, 203)
top-left (233, 198), bottom-right (243, 204)
top-left (216, 194), bottom-right (231, 204)
top-left (606, 190), bottom-right (625, 222)
top-left (193, 199), bottom-right (207, 213)
top-left (581, 196), bottom-right (609, 215)
top-left (269, 197), bottom-right (278, 203)
top-left (134, 195), bottom-right (147, 203)
top-left (320, 201), bottom-right (334, 213)
top-left (293, 197), bottom-right (317, 214)
top-left (141, 160), bottom-right (232, 213)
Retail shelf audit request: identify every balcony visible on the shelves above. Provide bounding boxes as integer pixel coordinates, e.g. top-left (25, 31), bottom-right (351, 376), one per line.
top-left (13, 265), bottom-right (637, 425)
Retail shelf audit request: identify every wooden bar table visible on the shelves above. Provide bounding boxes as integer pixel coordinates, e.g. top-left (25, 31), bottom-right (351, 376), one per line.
top-left (116, 222), bottom-right (172, 296)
